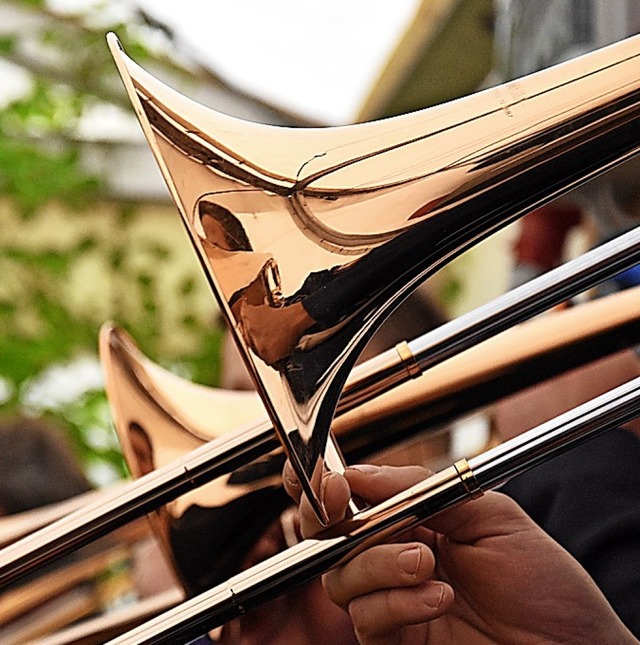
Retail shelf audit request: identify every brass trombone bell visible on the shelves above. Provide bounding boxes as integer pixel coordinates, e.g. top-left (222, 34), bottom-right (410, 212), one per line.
top-left (3, 30), bottom-right (640, 609)
top-left (108, 32), bottom-right (640, 522)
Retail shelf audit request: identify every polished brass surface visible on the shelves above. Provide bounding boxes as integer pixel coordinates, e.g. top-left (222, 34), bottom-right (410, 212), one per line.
top-left (100, 29), bottom-right (640, 641)
top-left (2, 270), bottom-right (640, 640)
top-left (6, 267), bottom-right (635, 608)
top-left (107, 375), bottom-right (640, 643)
top-left (394, 340), bottom-right (422, 378)
top-left (108, 32), bottom-right (640, 522)
top-left (335, 285), bottom-right (640, 443)
top-left (101, 324), bottom-right (285, 595)
top-left (4, 29), bottom-right (640, 641)
top-left (2, 32), bottom-right (640, 618)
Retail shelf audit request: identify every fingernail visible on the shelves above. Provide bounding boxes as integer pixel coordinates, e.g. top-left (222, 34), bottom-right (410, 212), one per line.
top-left (283, 464), bottom-right (300, 488)
top-left (321, 471), bottom-right (338, 498)
top-left (347, 464), bottom-right (381, 474)
top-left (423, 582), bottom-right (445, 609)
top-left (397, 546), bottom-right (421, 576)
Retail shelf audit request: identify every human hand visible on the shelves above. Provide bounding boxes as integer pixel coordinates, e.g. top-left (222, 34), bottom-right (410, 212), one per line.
top-left (284, 462), bottom-right (638, 645)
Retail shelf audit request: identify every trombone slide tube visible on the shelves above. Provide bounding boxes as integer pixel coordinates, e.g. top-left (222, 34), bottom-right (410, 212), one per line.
top-left (108, 376), bottom-right (640, 644)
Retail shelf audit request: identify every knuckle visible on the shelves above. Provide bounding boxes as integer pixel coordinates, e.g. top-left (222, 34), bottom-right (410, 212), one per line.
top-left (321, 571), bottom-right (342, 605)
top-left (348, 596), bottom-right (377, 633)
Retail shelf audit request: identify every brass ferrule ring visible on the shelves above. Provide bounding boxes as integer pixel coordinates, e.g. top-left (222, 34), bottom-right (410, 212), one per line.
top-left (395, 341), bottom-right (422, 379)
top-left (454, 458), bottom-right (483, 499)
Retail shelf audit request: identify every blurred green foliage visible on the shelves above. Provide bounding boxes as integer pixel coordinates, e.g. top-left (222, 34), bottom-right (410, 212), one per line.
top-left (0, 1), bottom-right (223, 484)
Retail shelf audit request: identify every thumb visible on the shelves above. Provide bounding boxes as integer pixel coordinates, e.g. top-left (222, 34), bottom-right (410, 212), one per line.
top-left (346, 465), bottom-right (533, 544)
top-left (345, 464), bottom-right (433, 504)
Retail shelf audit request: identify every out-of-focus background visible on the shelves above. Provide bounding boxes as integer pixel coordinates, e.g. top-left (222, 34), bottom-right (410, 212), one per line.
top-left (0, 1), bottom-right (638, 640)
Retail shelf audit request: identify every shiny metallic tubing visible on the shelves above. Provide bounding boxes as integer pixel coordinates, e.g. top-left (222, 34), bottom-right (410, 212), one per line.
top-left (103, 29), bottom-right (640, 642)
top-left (2, 30), bottom-right (640, 642)
top-left (1, 228), bottom-right (639, 590)
top-left (2, 29), bottom-right (640, 587)
top-left (107, 376), bottom-right (640, 644)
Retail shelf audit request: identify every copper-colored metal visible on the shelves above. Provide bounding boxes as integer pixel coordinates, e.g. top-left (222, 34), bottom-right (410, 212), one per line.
top-left (101, 325), bottom-right (284, 595)
top-left (108, 32), bottom-right (640, 522)
top-left (3, 34), bottom-right (640, 637)
top-left (0, 517), bottom-right (158, 644)
top-left (108, 375), bottom-right (640, 643)
top-left (453, 458), bottom-right (483, 499)
top-left (0, 545), bottom-right (129, 625)
top-left (0, 27), bottom-right (638, 584)
top-left (335, 284), bottom-right (640, 439)
top-left (0, 297), bottom-right (637, 642)
top-left (1, 261), bottom-right (639, 600)
top-left (102, 30), bottom-right (640, 641)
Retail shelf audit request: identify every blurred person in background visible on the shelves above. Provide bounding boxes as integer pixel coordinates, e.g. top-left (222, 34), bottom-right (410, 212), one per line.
top-left (0, 416), bottom-right (177, 641)
top-left (0, 416), bottom-right (92, 516)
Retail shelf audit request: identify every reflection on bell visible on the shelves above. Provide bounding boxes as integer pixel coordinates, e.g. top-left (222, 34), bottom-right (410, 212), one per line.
top-left (108, 32), bottom-right (640, 521)
top-left (101, 324), bottom-right (286, 595)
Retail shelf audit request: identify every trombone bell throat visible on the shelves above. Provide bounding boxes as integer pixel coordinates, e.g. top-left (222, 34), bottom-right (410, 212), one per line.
top-left (108, 31), bottom-right (640, 521)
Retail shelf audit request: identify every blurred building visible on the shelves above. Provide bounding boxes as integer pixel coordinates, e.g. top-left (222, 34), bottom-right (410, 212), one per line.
top-left (494, 0), bottom-right (640, 78)
top-left (494, 0), bottom-right (640, 290)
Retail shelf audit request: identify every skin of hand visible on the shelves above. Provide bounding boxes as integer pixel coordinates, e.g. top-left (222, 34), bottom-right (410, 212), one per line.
top-left (283, 461), bottom-right (639, 645)
top-left (240, 300), bottom-right (314, 366)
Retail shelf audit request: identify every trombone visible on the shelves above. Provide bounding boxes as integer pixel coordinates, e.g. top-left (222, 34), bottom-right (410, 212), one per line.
top-left (109, 375), bottom-right (640, 644)
top-left (2, 28), bottom-right (640, 643)
top-left (102, 30), bottom-right (640, 642)
top-left (106, 31), bottom-right (640, 523)
top-left (3, 282), bottom-right (640, 644)
top-left (2, 229), bottom-right (640, 591)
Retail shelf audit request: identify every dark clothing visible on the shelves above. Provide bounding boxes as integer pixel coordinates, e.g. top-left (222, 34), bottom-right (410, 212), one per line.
top-left (502, 427), bottom-right (640, 638)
